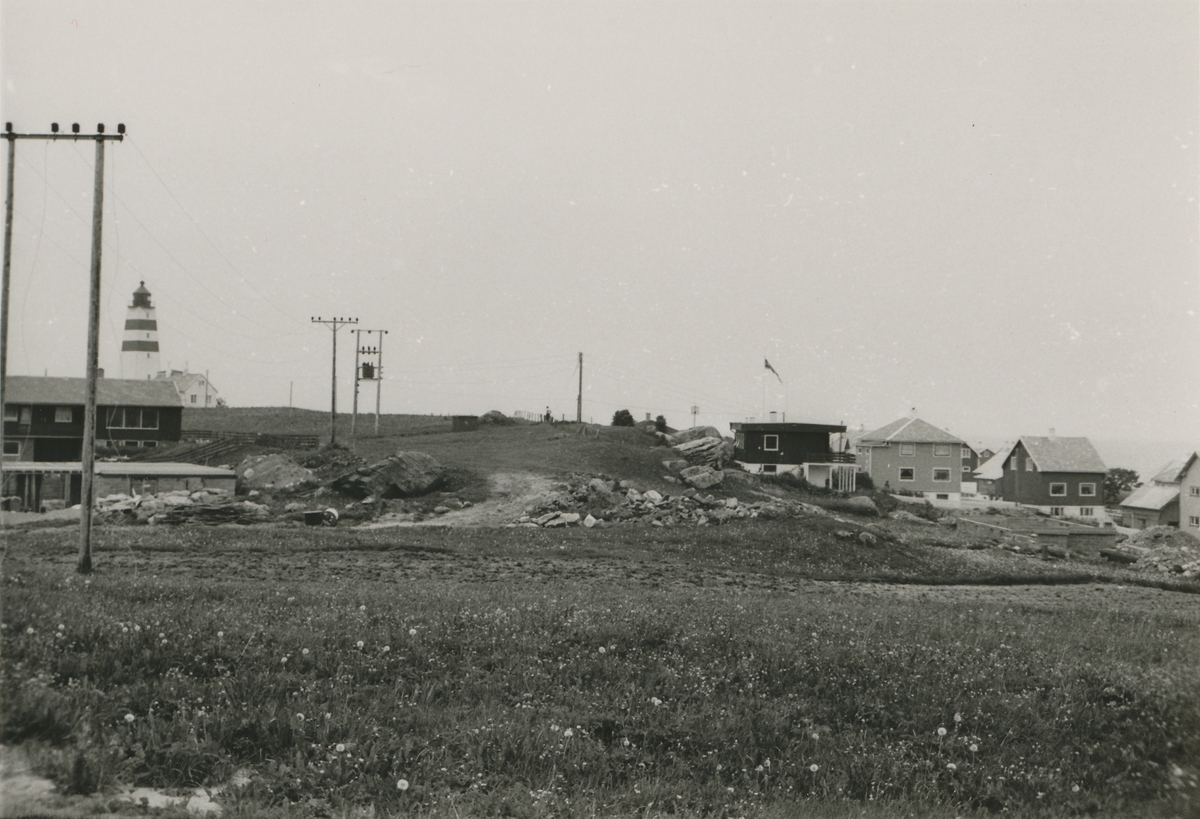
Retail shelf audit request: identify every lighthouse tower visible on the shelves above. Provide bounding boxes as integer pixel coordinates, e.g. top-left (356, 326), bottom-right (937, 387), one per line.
top-left (121, 282), bottom-right (161, 380)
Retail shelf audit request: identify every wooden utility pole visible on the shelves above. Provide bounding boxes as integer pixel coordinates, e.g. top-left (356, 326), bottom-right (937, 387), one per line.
top-left (1, 123), bottom-right (124, 574)
top-left (311, 316), bottom-right (357, 446)
top-left (576, 352), bottom-right (582, 423)
top-left (374, 330), bottom-right (385, 436)
top-left (351, 329), bottom-right (386, 437)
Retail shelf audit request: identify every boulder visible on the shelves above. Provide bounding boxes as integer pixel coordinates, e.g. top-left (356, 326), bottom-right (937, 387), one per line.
top-left (661, 459), bottom-right (691, 473)
top-left (681, 465), bottom-right (724, 490)
top-left (331, 451), bottom-right (446, 499)
top-left (665, 426), bottom-right (724, 446)
top-left (237, 454), bottom-right (318, 494)
top-left (672, 436), bottom-right (734, 468)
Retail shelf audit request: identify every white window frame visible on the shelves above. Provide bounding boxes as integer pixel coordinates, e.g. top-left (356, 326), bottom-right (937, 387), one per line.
top-left (1080, 507), bottom-right (1094, 517)
top-left (932, 468), bottom-right (951, 482)
top-left (2, 404), bottom-right (17, 421)
top-left (1050, 506), bottom-right (1064, 516)
top-left (933, 444), bottom-right (951, 457)
top-left (1078, 483), bottom-right (1096, 497)
top-left (19, 406), bottom-right (31, 424)
top-left (1190, 516), bottom-right (1200, 528)
top-left (1026, 460), bottom-right (1034, 471)
top-left (899, 443), bottom-right (916, 457)
top-left (54, 406), bottom-right (73, 423)
top-left (899, 467), bottom-right (915, 482)
top-left (1189, 486), bottom-right (1199, 497)
top-left (762, 464), bottom-right (777, 474)
top-left (961, 447), bottom-right (972, 459)
top-left (1049, 483), bottom-right (1067, 497)
top-left (763, 434), bottom-right (779, 452)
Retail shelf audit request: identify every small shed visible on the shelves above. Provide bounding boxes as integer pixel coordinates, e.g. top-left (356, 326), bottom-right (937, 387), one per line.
top-left (451, 415), bottom-right (480, 433)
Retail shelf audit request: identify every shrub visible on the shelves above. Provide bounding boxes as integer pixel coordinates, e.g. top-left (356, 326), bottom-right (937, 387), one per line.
top-left (611, 409), bottom-right (635, 427)
top-left (654, 415), bottom-right (667, 433)
top-left (857, 472), bottom-right (875, 491)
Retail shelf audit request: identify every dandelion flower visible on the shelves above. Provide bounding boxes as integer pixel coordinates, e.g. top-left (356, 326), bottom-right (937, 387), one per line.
top-left (356, 640), bottom-right (364, 649)
top-left (382, 646), bottom-right (390, 653)
top-left (360, 605), bottom-right (366, 612)
top-left (57, 624), bottom-right (65, 631)
top-left (810, 764), bottom-right (819, 773)
top-left (564, 728), bottom-right (574, 738)
top-left (598, 646), bottom-right (606, 654)
top-left (651, 697), bottom-right (662, 707)
top-left (937, 727), bottom-right (947, 737)
top-left (296, 713), bottom-right (305, 721)
top-left (969, 744), bottom-right (978, 753)
top-left (124, 713), bottom-right (136, 723)
top-left (947, 763), bottom-right (957, 772)
top-left (122, 627), bottom-right (129, 634)
top-left (812, 732), bottom-right (820, 740)
top-left (1072, 785), bottom-right (1080, 793)
top-left (302, 648), bottom-right (310, 656)
top-left (954, 712), bottom-right (962, 723)
top-left (281, 656), bottom-right (288, 664)
top-left (217, 631), bottom-right (224, 638)
top-left (396, 779), bottom-right (409, 791)
top-left (409, 628), bottom-right (417, 637)
top-left (726, 787), bottom-right (734, 793)
top-left (336, 744), bottom-right (346, 753)
top-left (25, 627), bottom-right (33, 635)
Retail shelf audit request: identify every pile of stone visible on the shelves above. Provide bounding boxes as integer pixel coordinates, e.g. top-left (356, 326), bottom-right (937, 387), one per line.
top-left (1116, 526), bottom-right (1200, 578)
top-left (510, 473), bottom-right (818, 529)
top-left (96, 488), bottom-right (271, 526)
top-left (237, 454), bottom-right (320, 494)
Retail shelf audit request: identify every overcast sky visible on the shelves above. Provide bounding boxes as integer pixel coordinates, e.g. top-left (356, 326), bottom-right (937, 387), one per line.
top-left (2, 1), bottom-right (1197, 453)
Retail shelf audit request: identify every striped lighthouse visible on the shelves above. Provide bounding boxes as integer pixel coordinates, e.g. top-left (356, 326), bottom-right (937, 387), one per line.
top-left (121, 282), bottom-right (161, 380)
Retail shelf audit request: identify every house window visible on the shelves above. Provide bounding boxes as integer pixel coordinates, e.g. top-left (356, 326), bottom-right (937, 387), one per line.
top-left (763, 435), bottom-right (779, 451)
top-left (1080, 507), bottom-right (1094, 517)
top-left (3, 440), bottom-right (18, 456)
top-left (932, 468), bottom-right (951, 482)
top-left (124, 440), bottom-right (141, 448)
top-left (18, 406), bottom-right (32, 424)
top-left (1190, 516), bottom-right (1200, 528)
top-left (142, 440), bottom-right (157, 449)
top-left (763, 464), bottom-right (777, 474)
top-left (1078, 483), bottom-right (1096, 497)
top-left (1189, 486), bottom-right (1199, 497)
top-left (933, 444), bottom-right (951, 457)
top-left (190, 395), bottom-right (197, 404)
top-left (899, 467), bottom-right (915, 481)
top-left (962, 465), bottom-right (971, 473)
top-left (1050, 507), bottom-right (1064, 516)
top-left (1026, 460), bottom-right (1034, 471)
top-left (1049, 483), bottom-right (1067, 497)
top-left (961, 447), bottom-right (972, 459)
top-left (735, 433), bottom-right (744, 448)
top-left (54, 407), bottom-right (73, 423)
top-left (900, 443), bottom-right (915, 456)
top-left (109, 407), bottom-right (160, 430)
top-left (936, 493), bottom-right (949, 500)
top-left (2, 404), bottom-right (18, 421)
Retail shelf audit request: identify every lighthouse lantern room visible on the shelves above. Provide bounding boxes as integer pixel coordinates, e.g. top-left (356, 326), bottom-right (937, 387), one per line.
top-left (121, 282), bottom-right (161, 380)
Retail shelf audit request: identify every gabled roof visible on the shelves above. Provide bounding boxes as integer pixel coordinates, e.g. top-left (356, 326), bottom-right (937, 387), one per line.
top-left (1182, 452), bottom-right (1200, 480)
top-left (1119, 483), bottom-right (1180, 512)
top-left (974, 444), bottom-right (1014, 480)
top-left (4, 376), bottom-right (182, 408)
top-left (858, 417), bottom-right (965, 445)
top-left (1015, 436), bottom-right (1107, 473)
top-left (1149, 459), bottom-right (1186, 485)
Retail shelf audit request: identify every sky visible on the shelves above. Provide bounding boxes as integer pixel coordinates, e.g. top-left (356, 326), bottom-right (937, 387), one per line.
top-left (1, 1), bottom-right (1197, 464)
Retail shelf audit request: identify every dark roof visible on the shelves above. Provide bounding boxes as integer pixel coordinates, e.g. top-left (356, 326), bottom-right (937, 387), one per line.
top-left (1015, 436), bottom-right (1107, 473)
top-left (730, 422), bottom-right (846, 433)
top-left (858, 417), bottom-right (965, 445)
top-left (4, 376), bottom-right (182, 408)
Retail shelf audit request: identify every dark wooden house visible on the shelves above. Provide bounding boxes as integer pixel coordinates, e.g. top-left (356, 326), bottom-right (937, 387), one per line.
top-left (730, 421), bottom-right (856, 490)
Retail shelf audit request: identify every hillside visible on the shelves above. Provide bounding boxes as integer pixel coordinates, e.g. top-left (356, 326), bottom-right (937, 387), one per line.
top-left (181, 407), bottom-right (691, 495)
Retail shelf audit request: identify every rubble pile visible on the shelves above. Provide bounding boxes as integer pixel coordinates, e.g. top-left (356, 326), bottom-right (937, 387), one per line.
top-left (237, 454), bottom-right (319, 494)
top-left (96, 489), bottom-right (271, 526)
top-left (510, 473), bottom-right (827, 529)
top-left (1116, 526), bottom-right (1200, 578)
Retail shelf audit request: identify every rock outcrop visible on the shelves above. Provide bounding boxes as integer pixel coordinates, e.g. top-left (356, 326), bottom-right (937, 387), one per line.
top-left (237, 454), bottom-right (318, 494)
top-left (332, 451), bottom-right (446, 499)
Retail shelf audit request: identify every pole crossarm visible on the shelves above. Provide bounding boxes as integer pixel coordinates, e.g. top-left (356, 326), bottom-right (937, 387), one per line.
top-left (311, 316), bottom-right (357, 446)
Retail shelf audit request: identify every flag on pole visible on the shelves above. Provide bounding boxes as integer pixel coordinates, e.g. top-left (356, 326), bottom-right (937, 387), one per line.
top-left (764, 358), bottom-right (782, 383)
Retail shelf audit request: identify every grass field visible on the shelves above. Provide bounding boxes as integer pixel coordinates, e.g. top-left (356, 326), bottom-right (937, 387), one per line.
top-left (3, 520), bottom-right (1198, 818)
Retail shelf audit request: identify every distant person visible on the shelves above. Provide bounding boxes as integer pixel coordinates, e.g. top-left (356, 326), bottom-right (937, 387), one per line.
top-left (544, 407), bottom-right (552, 424)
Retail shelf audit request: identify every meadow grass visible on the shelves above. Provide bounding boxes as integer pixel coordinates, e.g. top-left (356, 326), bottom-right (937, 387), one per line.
top-left (2, 522), bottom-right (1198, 818)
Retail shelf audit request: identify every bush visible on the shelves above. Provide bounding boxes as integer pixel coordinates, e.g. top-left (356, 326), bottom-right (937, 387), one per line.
top-left (611, 409), bottom-right (635, 427)
top-left (857, 472), bottom-right (875, 491)
top-left (654, 415), bottom-right (668, 433)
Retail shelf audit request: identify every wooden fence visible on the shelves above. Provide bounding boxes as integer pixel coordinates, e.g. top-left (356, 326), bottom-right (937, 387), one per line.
top-left (182, 430), bottom-right (320, 450)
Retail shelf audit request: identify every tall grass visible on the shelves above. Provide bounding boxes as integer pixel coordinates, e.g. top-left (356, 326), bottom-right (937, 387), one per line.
top-left (2, 526), bottom-right (1198, 818)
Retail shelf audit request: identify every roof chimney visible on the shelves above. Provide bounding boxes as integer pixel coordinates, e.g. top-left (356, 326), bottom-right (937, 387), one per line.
top-left (1048, 428), bottom-right (1056, 441)
top-left (769, 411), bottom-right (778, 423)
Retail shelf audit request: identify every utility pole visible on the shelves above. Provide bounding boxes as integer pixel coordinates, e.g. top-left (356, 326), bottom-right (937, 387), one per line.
top-left (1, 122), bottom-right (125, 575)
top-left (691, 404), bottom-right (699, 427)
top-left (311, 316), bottom-right (357, 446)
top-left (374, 330), bottom-right (385, 436)
top-left (576, 352), bottom-right (582, 423)
top-left (351, 328), bottom-right (386, 437)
